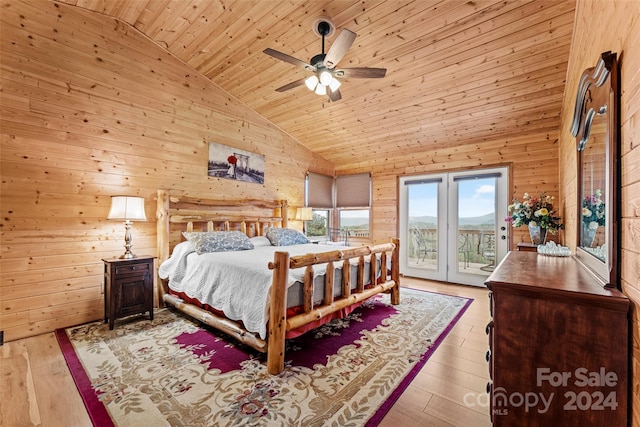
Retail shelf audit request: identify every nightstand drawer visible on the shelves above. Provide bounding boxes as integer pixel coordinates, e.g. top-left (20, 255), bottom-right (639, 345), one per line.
top-left (115, 263), bottom-right (150, 276)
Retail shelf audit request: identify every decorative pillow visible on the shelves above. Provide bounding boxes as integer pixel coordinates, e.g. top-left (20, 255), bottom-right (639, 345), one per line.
top-left (265, 227), bottom-right (310, 246)
top-left (249, 236), bottom-right (272, 247)
top-left (182, 231), bottom-right (254, 255)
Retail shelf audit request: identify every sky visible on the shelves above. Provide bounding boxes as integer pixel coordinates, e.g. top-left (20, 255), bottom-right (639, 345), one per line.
top-left (408, 177), bottom-right (496, 218)
top-left (317, 177), bottom-right (498, 220)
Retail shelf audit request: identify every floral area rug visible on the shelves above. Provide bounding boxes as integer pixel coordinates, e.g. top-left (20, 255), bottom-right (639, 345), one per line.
top-left (55, 287), bottom-right (472, 427)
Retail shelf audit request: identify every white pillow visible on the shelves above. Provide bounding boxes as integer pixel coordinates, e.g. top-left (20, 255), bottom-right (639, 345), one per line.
top-left (249, 236), bottom-right (272, 247)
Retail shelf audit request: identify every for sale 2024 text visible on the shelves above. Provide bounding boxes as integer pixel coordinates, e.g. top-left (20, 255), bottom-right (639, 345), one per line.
top-left (492, 367), bottom-right (619, 415)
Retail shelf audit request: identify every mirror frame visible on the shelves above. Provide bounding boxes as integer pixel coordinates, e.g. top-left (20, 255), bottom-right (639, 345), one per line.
top-left (570, 51), bottom-right (620, 289)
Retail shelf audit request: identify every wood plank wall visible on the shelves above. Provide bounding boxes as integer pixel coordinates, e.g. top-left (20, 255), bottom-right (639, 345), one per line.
top-left (344, 131), bottom-right (562, 249)
top-left (0, 0), bottom-right (333, 342)
top-left (1, 3), bottom-right (637, 423)
top-left (557, 1), bottom-right (640, 425)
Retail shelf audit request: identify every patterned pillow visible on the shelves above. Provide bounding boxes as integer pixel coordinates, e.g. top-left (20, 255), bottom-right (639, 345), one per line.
top-left (182, 231), bottom-right (254, 255)
top-left (265, 227), bottom-right (310, 246)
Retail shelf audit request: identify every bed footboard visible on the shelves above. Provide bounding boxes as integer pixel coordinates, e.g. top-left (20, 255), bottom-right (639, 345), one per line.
top-left (267, 239), bottom-right (400, 374)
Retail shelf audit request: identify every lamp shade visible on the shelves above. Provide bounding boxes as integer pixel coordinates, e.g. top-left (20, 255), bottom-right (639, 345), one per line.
top-left (329, 77), bottom-right (341, 92)
top-left (107, 196), bottom-right (147, 221)
top-left (295, 207), bottom-right (313, 221)
top-left (319, 70), bottom-right (333, 86)
top-left (305, 75), bottom-right (319, 91)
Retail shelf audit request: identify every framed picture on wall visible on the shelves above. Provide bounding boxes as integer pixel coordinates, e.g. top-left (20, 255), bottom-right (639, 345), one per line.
top-left (207, 142), bottom-right (265, 184)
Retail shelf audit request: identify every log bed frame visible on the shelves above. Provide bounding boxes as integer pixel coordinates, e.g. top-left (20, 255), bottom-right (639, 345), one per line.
top-left (156, 189), bottom-right (400, 375)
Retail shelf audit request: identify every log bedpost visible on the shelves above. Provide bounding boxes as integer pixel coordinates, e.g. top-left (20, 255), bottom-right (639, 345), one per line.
top-left (391, 238), bottom-right (400, 305)
top-left (280, 200), bottom-right (288, 228)
top-left (156, 190), bottom-right (170, 307)
top-left (267, 251), bottom-right (290, 374)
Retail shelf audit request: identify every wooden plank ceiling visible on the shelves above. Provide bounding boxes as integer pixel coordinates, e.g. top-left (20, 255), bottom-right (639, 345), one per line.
top-left (60, 0), bottom-right (576, 170)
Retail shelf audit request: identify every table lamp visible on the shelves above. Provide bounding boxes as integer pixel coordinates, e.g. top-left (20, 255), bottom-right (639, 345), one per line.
top-left (107, 196), bottom-right (147, 259)
top-left (295, 207), bottom-right (313, 234)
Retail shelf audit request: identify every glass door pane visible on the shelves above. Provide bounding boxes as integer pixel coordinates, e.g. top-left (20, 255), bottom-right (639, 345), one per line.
top-left (399, 174), bottom-right (447, 282)
top-left (408, 182), bottom-right (437, 270)
top-left (448, 168), bottom-right (509, 286)
top-left (399, 167), bottom-right (509, 286)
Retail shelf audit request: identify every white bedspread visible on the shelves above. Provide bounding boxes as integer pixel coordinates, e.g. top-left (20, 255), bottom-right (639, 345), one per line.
top-left (158, 242), bottom-right (361, 339)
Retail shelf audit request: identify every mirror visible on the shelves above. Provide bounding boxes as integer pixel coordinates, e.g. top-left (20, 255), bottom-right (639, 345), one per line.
top-left (571, 51), bottom-right (619, 288)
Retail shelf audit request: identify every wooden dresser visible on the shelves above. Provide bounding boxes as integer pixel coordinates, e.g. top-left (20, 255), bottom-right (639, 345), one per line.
top-left (485, 251), bottom-right (629, 426)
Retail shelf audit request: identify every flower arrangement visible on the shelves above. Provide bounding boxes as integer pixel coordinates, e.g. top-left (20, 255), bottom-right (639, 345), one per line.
top-left (582, 189), bottom-right (605, 229)
top-left (506, 192), bottom-right (564, 234)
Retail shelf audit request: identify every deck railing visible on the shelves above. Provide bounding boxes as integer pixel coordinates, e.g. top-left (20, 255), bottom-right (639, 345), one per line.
top-left (409, 227), bottom-right (496, 265)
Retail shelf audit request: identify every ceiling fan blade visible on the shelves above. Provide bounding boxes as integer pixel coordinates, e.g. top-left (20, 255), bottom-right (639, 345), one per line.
top-left (336, 67), bottom-right (387, 78)
top-left (275, 78), bottom-right (306, 92)
top-left (328, 87), bottom-right (342, 102)
top-left (264, 48), bottom-right (315, 71)
top-left (323, 29), bottom-right (357, 69)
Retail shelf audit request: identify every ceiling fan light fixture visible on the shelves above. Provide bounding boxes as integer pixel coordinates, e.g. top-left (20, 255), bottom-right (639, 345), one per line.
top-left (264, 19), bottom-right (386, 102)
top-left (305, 75), bottom-right (319, 91)
top-left (328, 77), bottom-right (341, 92)
top-left (319, 70), bottom-right (333, 86)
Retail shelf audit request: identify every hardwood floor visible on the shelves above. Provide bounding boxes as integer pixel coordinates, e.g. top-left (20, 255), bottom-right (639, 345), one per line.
top-left (379, 278), bottom-right (492, 426)
top-left (0, 277), bottom-right (491, 427)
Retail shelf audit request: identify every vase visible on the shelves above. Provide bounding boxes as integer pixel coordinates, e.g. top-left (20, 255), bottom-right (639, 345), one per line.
top-left (581, 223), bottom-right (597, 247)
top-left (528, 225), bottom-right (547, 245)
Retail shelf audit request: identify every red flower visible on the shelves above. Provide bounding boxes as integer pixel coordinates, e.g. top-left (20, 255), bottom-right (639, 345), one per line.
top-left (227, 155), bottom-right (237, 164)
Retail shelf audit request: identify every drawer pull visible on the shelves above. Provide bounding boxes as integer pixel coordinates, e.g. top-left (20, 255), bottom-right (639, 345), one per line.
top-left (485, 350), bottom-right (491, 362)
top-left (488, 291), bottom-right (493, 317)
top-left (485, 321), bottom-right (494, 335)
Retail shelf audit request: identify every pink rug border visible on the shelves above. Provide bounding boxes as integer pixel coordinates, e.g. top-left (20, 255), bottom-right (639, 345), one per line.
top-left (55, 288), bottom-right (473, 427)
top-left (55, 327), bottom-right (115, 427)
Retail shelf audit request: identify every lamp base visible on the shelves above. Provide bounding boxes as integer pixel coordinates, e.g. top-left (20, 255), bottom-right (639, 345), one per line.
top-left (119, 220), bottom-right (136, 259)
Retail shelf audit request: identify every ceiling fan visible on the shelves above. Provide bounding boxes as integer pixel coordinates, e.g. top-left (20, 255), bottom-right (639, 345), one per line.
top-left (263, 19), bottom-right (386, 101)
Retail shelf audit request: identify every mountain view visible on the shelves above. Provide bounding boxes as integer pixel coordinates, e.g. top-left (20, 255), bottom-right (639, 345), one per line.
top-left (409, 213), bottom-right (495, 227)
top-left (340, 213), bottom-right (496, 229)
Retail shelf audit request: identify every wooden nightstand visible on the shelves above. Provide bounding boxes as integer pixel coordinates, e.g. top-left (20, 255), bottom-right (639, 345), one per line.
top-left (103, 256), bottom-right (155, 329)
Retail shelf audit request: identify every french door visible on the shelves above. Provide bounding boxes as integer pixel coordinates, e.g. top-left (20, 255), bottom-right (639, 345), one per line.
top-left (399, 167), bottom-right (510, 286)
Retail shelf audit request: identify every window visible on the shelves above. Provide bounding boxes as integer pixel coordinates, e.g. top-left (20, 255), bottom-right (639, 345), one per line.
top-left (304, 172), bottom-right (372, 241)
top-left (307, 209), bottom-right (329, 238)
top-left (306, 172), bottom-right (333, 208)
top-left (339, 209), bottom-right (370, 239)
top-left (336, 173), bottom-right (371, 208)
top-left (336, 173), bottom-right (371, 238)
top-left (305, 172), bottom-right (333, 239)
